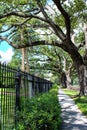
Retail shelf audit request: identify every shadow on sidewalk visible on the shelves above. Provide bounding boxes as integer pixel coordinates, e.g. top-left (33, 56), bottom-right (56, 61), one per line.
top-left (58, 89), bottom-right (87, 130)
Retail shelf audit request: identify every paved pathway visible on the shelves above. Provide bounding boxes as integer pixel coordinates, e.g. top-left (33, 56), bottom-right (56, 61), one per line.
top-left (58, 89), bottom-right (87, 130)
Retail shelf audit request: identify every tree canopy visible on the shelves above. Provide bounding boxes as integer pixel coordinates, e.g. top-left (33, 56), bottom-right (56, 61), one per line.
top-left (0, 0), bottom-right (87, 95)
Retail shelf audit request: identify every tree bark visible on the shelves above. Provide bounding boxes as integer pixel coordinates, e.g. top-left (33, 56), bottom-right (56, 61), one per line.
top-left (21, 48), bottom-right (25, 71)
top-left (77, 65), bottom-right (85, 95)
top-left (83, 23), bottom-right (87, 94)
top-left (62, 57), bottom-right (72, 88)
top-left (66, 70), bottom-right (72, 89)
top-left (61, 72), bottom-right (67, 88)
top-left (21, 48), bottom-right (29, 72)
top-left (21, 32), bottom-right (29, 72)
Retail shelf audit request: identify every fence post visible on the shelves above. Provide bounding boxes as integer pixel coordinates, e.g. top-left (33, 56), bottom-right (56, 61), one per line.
top-left (15, 69), bottom-right (21, 111)
top-left (28, 75), bottom-right (33, 98)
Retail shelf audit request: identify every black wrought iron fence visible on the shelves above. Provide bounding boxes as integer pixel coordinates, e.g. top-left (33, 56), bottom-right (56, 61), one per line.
top-left (0, 63), bottom-right (53, 130)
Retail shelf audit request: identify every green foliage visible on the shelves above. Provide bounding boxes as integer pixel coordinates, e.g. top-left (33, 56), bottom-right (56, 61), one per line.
top-left (75, 96), bottom-right (87, 116)
top-left (0, 0), bottom-right (28, 5)
top-left (8, 50), bottom-right (21, 68)
top-left (49, 84), bottom-right (59, 95)
top-left (15, 85), bottom-right (62, 130)
top-left (63, 88), bottom-right (79, 97)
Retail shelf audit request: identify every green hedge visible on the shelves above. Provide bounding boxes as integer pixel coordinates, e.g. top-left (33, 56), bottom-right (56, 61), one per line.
top-left (15, 84), bottom-right (62, 130)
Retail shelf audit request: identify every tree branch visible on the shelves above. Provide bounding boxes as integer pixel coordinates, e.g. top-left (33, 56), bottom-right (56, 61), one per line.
top-left (77, 41), bottom-right (85, 50)
top-left (0, 11), bottom-right (47, 22)
top-left (0, 35), bottom-right (17, 48)
top-left (54, 48), bottom-right (62, 64)
top-left (36, 0), bottom-right (65, 41)
top-left (0, 26), bottom-right (13, 33)
top-left (27, 23), bottom-right (50, 29)
top-left (0, 2), bottom-right (65, 41)
top-left (12, 18), bottom-right (32, 27)
top-left (53, 0), bottom-right (71, 41)
top-left (15, 40), bottom-right (62, 49)
top-left (0, 34), bottom-right (64, 49)
top-left (71, 32), bottom-right (85, 50)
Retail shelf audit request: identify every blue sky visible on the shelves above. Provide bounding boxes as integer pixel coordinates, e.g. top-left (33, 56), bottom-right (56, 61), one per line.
top-left (0, 41), bottom-right (12, 52)
top-left (0, 41), bottom-right (14, 64)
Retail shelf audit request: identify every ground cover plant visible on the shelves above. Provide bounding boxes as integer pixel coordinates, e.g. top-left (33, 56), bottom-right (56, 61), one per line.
top-left (63, 88), bottom-right (79, 97)
top-left (15, 84), bottom-right (62, 130)
top-left (63, 88), bottom-right (87, 117)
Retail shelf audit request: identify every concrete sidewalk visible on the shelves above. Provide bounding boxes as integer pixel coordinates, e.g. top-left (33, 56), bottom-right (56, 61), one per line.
top-left (58, 89), bottom-right (87, 130)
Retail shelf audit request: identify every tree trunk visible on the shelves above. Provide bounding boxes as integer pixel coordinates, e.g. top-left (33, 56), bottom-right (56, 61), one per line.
top-left (61, 70), bottom-right (72, 88)
top-left (77, 65), bottom-right (85, 95)
top-left (61, 38), bottom-right (86, 95)
top-left (61, 72), bottom-right (67, 88)
top-left (21, 48), bottom-right (25, 71)
top-left (66, 70), bottom-right (72, 89)
top-left (76, 23), bottom-right (87, 96)
top-left (75, 62), bottom-right (87, 96)
top-left (21, 48), bottom-right (29, 72)
top-left (21, 32), bottom-right (29, 72)
top-left (61, 57), bottom-right (72, 88)
top-left (84, 23), bottom-right (87, 93)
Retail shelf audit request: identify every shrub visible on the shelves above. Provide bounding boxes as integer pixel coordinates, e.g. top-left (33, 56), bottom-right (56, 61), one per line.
top-left (15, 84), bottom-right (61, 130)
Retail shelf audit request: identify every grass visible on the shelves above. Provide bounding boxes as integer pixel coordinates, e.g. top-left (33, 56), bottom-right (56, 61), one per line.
top-left (75, 96), bottom-right (87, 116)
top-left (63, 88), bottom-right (87, 116)
top-left (63, 88), bottom-right (79, 97)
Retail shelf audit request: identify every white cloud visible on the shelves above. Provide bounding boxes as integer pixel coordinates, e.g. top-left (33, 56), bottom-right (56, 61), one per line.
top-left (0, 48), bottom-right (14, 64)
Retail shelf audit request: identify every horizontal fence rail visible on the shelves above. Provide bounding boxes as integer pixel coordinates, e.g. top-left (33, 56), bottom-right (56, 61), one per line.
top-left (0, 63), bottom-right (53, 130)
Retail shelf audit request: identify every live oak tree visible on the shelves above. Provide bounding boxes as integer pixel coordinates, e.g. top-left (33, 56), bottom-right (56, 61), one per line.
top-left (29, 45), bottom-right (77, 87)
top-left (0, 0), bottom-right (87, 95)
top-left (10, 44), bottom-right (75, 88)
top-left (37, 46), bottom-right (74, 88)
